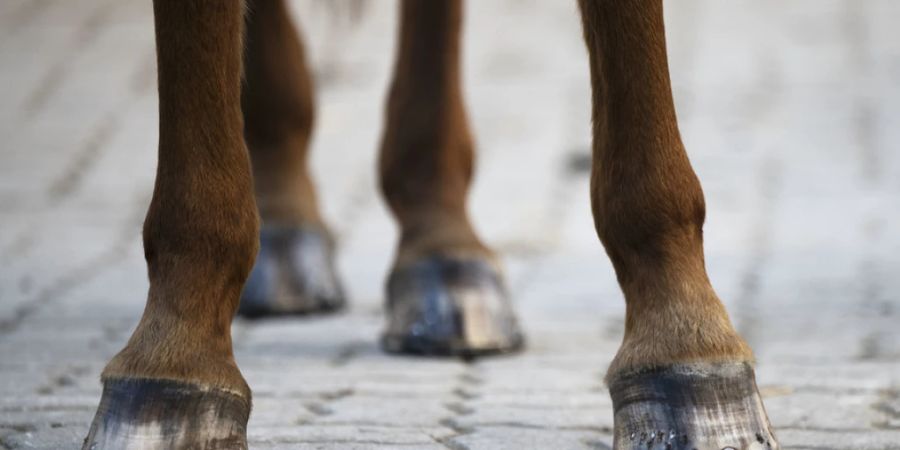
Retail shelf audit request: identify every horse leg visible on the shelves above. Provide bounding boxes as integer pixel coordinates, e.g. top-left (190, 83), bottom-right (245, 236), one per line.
top-left (83, 1), bottom-right (256, 448)
top-left (576, 1), bottom-right (778, 449)
top-left (378, 0), bottom-right (523, 357)
top-left (238, 0), bottom-right (345, 318)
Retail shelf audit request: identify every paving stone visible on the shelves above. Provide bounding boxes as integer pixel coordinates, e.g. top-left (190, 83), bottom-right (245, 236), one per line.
top-left (248, 397), bottom-right (321, 428)
top-left (471, 366), bottom-right (603, 395)
top-left (248, 424), bottom-right (455, 447)
top-left (466, 390), bottom-right (610, 410)
top-left (0, 408), bottom-right (93, 431)
top-left (446, 426), bottom-right (611, 450)
top-left (756, 362), bottom-right (900, 392)
top-left (251, 443), bottom-right (447, 450)
top-left (316, 396), bottom-right (453, 428)
top-left (765, 391), bottom-right (893, 430)
top-left (451, 405), bottom-right (613, 433)
top-left (0, 426), bottom-right (89, 450)
top-left (776, 429), bottom-right (900, 450)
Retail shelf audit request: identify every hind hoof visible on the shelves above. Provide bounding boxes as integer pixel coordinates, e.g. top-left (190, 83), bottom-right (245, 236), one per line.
top-left (609, 362), bottom-right (778, 450)
top-left (239, 225), bottom-right (346, 318)
top-left (83, 378), bottom-right (249, 450)
top-left (380, 256), bottom-right (524, 358)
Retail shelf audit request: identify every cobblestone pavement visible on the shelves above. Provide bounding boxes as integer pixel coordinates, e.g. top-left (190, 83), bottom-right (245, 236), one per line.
top-left (1, 0), bottom-right (899, 449)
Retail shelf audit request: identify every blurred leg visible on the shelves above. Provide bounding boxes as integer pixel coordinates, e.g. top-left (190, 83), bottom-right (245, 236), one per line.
top-left (576, 1), bottom-right (778, 448)
top-left (378, 0), bottom-right (522, 356)
top-left (83, 1), bottom-right (255, 448)
top-left (239, 0), bottom-right (345, 317)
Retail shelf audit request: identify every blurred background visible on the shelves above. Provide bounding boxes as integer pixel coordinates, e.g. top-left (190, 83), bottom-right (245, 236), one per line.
top-left (0, 0), bottom-right (898, 448)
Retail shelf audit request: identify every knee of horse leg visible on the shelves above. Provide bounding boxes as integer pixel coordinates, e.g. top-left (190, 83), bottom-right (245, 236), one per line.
top-left (595, 164), bottom-right (756, 372)
top-left (592, 166), bottom-right (707, 274)
top-left (107, 192), bottom-right (259, 382)
top-left (378, 112), bottom-right (475, 212)
top-left (142, 191), bottom-right (261, 284)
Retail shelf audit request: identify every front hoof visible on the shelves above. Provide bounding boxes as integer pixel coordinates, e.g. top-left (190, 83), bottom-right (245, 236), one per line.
top-left (608, 362), bottom-right (778, 450)
top-left (381, 256), bottom-right (524, 358)
top-left (83, 378), bottom-right (249, 450)
top-left (239, 225), bottom-right (346, 318)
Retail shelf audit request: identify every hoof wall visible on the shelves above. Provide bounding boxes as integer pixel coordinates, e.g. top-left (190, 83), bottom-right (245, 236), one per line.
top-left (381, 256), bottom-right (524, 358)
top-left (609, 362), bottom-right (778, 450)
top-left (239, 226), bottom-right (346, 318)
top-left (83, 378), bottom-right (249, 450)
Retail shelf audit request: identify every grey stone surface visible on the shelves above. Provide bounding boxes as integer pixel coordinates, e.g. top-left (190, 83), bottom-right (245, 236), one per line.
top-left (1, 0), bottom-right (899, 449)
top-left (446, 426), bottom-right (612, 450)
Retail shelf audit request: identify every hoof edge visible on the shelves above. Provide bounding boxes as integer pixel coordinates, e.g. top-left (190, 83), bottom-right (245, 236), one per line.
top-left (239, 225), bottom-right (346, 319)
top-left (83, 378), bottom-right (249, 450)
top-left (381, 256), bottom-right (524, 359)
top-left (609, 362), bottom-right (778, 450)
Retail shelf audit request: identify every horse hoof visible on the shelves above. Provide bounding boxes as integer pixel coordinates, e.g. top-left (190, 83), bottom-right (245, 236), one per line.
top-left (608, 362), bottom-right (778, 450)
top-left (380, 256), bottom-right (524, 358)
top-left (82, 378), bottom-right (249, 450)
top-left (239, 225), bottom-right (346, 318)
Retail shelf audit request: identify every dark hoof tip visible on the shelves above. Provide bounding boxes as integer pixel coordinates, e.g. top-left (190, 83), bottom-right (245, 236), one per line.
top-left (380, 255), bottom-right (524, 359)
top-left (83, 378), bottom-right (249, 450)
top-left (239, 226), bottom-right (346, 318)
top-left (609, 362), bottom-right (779, 450)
